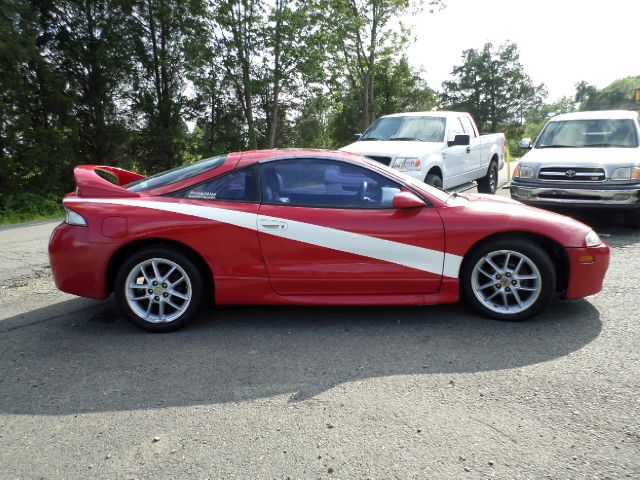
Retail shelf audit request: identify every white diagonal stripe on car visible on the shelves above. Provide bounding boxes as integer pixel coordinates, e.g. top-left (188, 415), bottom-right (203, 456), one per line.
top-left (64, 198), bottom-right (463, 278)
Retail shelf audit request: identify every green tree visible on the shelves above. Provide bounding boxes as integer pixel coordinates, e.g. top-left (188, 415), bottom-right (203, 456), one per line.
top-left (576, 76), bottom-right (640, 111)
top-left (441, 42), bottom-right (546, 132)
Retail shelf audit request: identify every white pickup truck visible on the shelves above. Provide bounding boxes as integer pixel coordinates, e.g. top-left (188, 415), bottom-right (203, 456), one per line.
top-left (511, 110), bottom-right (640, 227)
top-left (340, 111), bottom-right (505, 194)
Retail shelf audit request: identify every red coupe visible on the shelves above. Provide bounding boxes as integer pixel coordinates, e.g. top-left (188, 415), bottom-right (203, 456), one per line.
top-left (49, 150), bottom-right (610, 332)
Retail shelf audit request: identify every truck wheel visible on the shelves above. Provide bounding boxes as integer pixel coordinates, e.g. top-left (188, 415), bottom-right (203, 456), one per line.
top-left (624, 209), bottom-right (640, 229)
top-left (461, 238), bottom-right (556, 321)
top-left (425, 173), bottom-right (443, 189)
top-left (477, 161), bottom-right (498, 194)
top-left (115, 246), bottom-right (204, 332)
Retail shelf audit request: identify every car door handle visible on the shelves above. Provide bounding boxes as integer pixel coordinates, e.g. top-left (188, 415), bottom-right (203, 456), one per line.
top-left (259, 218), bottom-right (288, 231)
top-left (466, 146), bottom-right (471, 153)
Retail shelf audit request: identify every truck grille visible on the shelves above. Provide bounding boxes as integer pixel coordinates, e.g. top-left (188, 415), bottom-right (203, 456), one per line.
top-left (365, 155), bottom-right (392, 166)
top-left (538, 167), bottom-right (606, 182)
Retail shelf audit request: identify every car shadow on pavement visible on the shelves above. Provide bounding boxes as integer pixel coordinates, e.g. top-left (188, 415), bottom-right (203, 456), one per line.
top-left (0, 297), bottom-right (601, 416)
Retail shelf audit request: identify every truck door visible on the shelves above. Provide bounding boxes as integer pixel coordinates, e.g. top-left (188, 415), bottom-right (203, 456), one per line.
top-left (459, 115), bottom-right (482, 174)
top-left (443, 117), bottom-right (475, 188)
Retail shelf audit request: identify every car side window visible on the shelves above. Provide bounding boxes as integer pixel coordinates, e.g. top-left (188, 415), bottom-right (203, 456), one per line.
top-left (261, 159), bottom-right (402, 209)
top-left (447, 117), bottom-right (465, 142)
top-left (173, 165), bottom-right (259, 202)
top-left (459, 116), bottom-right (476, 138)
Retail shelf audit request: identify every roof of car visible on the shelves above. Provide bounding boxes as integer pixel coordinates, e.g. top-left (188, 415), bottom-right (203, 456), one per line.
top-left (382, 111), bottom-right (468, 118)
top-left (550, 110), bottom-right (639, 121)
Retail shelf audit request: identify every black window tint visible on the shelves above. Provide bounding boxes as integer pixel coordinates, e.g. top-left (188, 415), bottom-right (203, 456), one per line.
top-left (261, 159), bottom-right (402, 208)
top-left (127, 155), bottom-right (227, 192)
top-left (177, 166), bottom-right (258, 202)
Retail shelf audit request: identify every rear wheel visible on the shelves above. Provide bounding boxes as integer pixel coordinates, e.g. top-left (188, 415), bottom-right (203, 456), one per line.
top-left (477, 161), bottom-right (498, 194)
top-left (461, 238), bottom-right (556, 321)
top-left (425, 173), bottom-right (443, 189)
top-left (115, 247), bottom-right (204, 332)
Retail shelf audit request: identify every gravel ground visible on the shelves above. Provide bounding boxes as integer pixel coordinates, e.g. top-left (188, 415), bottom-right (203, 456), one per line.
top-left (0, 203), bottom-right (638, 479)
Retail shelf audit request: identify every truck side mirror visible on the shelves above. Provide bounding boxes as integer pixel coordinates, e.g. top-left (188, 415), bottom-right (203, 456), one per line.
top-left (519, 138), bottom-right (532, 149)
top-left (353, 133), bottom-right (362, 141)
top-left (447, 134), bottom-right (470, 147)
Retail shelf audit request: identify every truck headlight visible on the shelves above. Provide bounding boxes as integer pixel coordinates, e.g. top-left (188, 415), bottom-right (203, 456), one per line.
top-left (64, 207), bottom-right (87, 226)
top-left (513, 165), bottom-right (534, 179)
top-left (584, 230), bottom-right (601, 247)
top-left (610, 167), bottom-right (640, 180)
top-left (393, 157), bottom-right (421, 171)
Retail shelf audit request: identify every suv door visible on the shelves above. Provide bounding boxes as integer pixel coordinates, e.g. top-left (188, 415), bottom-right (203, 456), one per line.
top-left (257, 158), bottom-right (446, 295)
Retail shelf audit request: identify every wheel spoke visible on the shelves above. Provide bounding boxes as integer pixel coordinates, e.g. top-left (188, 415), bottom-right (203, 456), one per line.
top-left (162, 265), bottom-right (177, 281)
top-left (140, 266), bottom-right (152, 285)
top-left (165, 298), bottom-right (182, 310)
top-left (158, 300), bottom-right (164, 321)
top-left (151, 261), bottom-right (161, 281)
top-left (485, 257), bottom-right (501, 273)
top-left (131, 294), bottom-right (149, 301)
top-left (478, 280), bottom-right (497, 290)
top-left (169, 289), bottom-right (189, 301)
top-left (516, 286), bottom-right (538, 292)
top-left (129, 283), bottom-right (150, 290)
top-left (144, 300), bottom-right (153, 317)
top-left (485, 289), bottom-right (501, 302)
top-left (512, 288), bottom-right (524, 308)
top-left (514, 274), bottom-right (538, 281)
top-left (478, 268), bottom-right (494, 279)
top-left (170, 277), bottom-right (185, 288)
top-left (500, 290), bottom-right (509, 309)
top-left (514, 257), bottom-right (524, 274)
top-left (503, 252), bottom-right (511, 271)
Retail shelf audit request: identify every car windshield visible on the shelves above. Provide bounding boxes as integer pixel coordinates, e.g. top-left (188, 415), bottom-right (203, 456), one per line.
top-left (360, 116), bottom-right (446, 142)
top-left (126, 155), bottom-right (227, 192)
top-left (535, 119), bottom-right (639, 148)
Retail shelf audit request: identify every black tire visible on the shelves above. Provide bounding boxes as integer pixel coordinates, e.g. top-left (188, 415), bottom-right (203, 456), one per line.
top-left (425, 173), bottom-right (443, 189)
top-left (114, 246), bottom-right (205, 332)
top-left (461, 238), bottom-right (556, 321)
top-left (477, 161), bottom-right (498, 194)
top-left (623, 209), bottom-right (640, 229)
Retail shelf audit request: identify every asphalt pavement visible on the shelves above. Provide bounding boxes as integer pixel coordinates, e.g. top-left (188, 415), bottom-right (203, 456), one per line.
top-left (0, 187), bottom-right (638, 479)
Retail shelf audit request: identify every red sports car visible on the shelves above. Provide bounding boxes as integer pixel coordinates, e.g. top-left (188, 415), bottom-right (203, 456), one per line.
top-left (49, 149), bottom-right (610, 332)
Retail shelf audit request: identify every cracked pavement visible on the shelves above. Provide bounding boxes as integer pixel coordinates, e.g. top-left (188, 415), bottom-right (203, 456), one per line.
top-left (0, 203), bottom-right (639, 479)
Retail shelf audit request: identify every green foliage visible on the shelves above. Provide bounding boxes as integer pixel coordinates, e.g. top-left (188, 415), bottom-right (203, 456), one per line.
top-left (441, 42), bottom-right (547, 133)
top-left (0, 193), bottom-right (64, 225)
top-left (576, 76), bottom-right (640, 112)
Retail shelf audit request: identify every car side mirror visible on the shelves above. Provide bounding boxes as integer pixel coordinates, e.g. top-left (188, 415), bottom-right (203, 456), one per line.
top-left (353, 133), bottom-right (362, 141)
top-left (447, 134), bottom-right (470, 147)
top-left (392, 191), bottom-right (426, 209)
top-left (519, 138), bottom-right (532, 149)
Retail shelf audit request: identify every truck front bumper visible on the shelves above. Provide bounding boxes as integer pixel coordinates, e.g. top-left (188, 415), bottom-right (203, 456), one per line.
top-left (510, 182), bottom-right (640, 209)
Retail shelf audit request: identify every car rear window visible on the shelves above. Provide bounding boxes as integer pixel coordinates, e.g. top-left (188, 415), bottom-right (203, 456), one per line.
top-left (126, 155), bottom-right (227, 192)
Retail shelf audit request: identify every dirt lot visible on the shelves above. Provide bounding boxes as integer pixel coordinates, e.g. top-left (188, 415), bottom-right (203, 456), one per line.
top-left (1, 200), bottom-right (639, 479)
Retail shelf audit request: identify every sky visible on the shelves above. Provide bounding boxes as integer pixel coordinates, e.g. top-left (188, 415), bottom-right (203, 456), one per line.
top-left (405, 0), bottom-right (640, 101)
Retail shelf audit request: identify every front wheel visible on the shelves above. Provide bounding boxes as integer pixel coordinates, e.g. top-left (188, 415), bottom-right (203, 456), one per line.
top-left (461, 238), bottom-right (556, 321)
top-left (477, 161), bottom-right (498, 194)
top-left (623, 209), bottom-right (640, 229)
top-left (115, 247), bottom-right (204, 332)
top-left (425, 173), bottom-right (443, 189)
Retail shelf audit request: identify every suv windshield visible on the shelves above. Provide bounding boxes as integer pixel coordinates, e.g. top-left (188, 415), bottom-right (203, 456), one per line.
top-left (360, 116), bottom-right (446, 142)
top-left (126, 155), bottom-right (227, 192)
top-left (536, 119), bottom-right (639, 148)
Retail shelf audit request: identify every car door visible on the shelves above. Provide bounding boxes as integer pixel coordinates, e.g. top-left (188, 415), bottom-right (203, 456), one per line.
top-left (443, 116), bottom-right (475, 188)
top-left (257, 157), bottom-right (446, 295)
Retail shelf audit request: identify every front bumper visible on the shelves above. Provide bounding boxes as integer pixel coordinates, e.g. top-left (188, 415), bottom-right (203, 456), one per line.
top-left (511, 181), bottom-right (640, 209)
top-left (564, 244), bottom-right (610, 300)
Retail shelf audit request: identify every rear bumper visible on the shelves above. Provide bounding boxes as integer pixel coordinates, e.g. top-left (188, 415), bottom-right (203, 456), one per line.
top-left (564, 244), bottom-right (610, 300)
top-left (511, 181), bottom-right (640, 209)
top-left (48, 223), bottom-right (116, 299)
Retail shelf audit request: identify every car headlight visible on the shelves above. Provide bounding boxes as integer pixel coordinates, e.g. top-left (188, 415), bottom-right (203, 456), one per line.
top-left (513, 165), bottom-right (534, 179)
top-left (610, 166), bottom-right (640, 180)
top-left (585, 230), bottom-right (601, 247)
top-left (393, 157), bottom-right (421, 171)
top-left (64, 207), bottom-right (87, 226)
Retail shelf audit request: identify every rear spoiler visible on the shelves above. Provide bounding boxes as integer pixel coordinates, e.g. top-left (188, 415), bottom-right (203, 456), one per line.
top-left (73, 165), bottom-right (146, 198)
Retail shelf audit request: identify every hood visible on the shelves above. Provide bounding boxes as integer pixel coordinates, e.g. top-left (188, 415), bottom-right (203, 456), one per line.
top-left (521, 146), bottom-right (640, 166)
top-left (340, 140), bottom-right (443, 159)
top-left (443, 192), bottom-right (593, 248)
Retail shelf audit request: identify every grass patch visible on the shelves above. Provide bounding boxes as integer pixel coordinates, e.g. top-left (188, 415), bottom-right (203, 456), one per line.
top-left (0, 193), bottom-right (64, 226)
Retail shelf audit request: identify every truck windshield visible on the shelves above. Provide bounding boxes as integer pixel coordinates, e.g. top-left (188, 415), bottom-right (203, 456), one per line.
top-left (126, 155), bottom-right (227, 191)
top-left (360, 116), bottom-right (446, 142)
top-left (536, 119), bottom-right (639, 148)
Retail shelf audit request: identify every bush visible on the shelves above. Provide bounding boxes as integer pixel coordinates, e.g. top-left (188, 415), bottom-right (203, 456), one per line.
top-left (0, 192), bottom-right (64, 225)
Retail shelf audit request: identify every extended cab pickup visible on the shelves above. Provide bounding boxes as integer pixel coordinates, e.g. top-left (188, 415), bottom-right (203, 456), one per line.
top-left (511, 110), bottom-right (640, 227)
top-left (340, 111), bottom-right (505, 193)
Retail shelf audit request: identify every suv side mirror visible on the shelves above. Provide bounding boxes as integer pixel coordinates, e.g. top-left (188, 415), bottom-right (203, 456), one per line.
top-left (447, 134), bottom-right (470, 147)
top-left (353, 133), bottom-right (362, 141)
top-left (392, 191), bottom-right (426, 209)
top-left (519, 138), bottom-right (532, 149)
